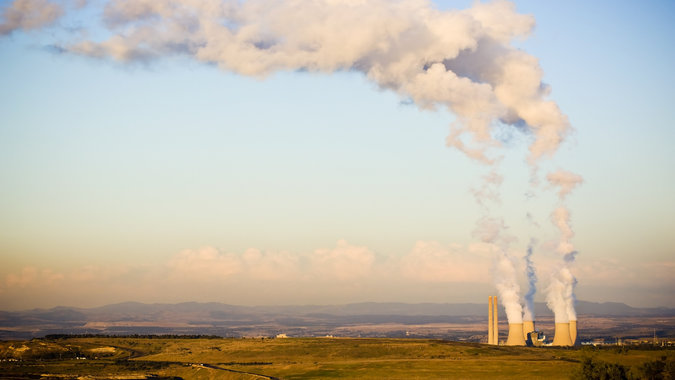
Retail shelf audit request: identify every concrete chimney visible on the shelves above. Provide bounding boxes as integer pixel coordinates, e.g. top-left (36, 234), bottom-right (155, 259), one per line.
top-left (506, 323), bottom-right (526, 346)
top-left (523, 320), bottom-right (535, 341)
top-left (552, 322), bottom-right (573, 346)
top-left (569, 320), bottom-right (578, 346)
top-left (493, 296), bottom-right (498, 345)
top-left (488, 296), bottom-right (494, 345)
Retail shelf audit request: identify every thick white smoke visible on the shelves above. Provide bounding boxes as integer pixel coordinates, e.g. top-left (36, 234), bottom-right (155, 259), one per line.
top-left (546, 252), bottom-right (577, 323)
top-left (522, 242), bottom-right (537, 322)
top-left (546, 170), bottom-right (583, 323)
top-left (551, 206), bottom-right (574, 254)
top-left (472, 215), bottom-right (524, 324)
top-left (2, 0), bottom-right (571, 164)
top-left (493, 250), bottom-right (523, 324)
top-left (0, 0), bottom-right (63, 35)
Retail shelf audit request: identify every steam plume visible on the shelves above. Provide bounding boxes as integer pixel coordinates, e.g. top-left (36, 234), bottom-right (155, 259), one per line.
top-left (546, 252), bottom-right (577, 323)
top-left (546, 170), bottom-right (582, 323)
top-left (522, 241), bottom-right (537, 322)
top-left (0, 0), bottom-right (62, 35)
top-left (547, 170), bottom-right (583, 200)
top-left (494, 249), bottom-right (523, 323)
top-left (473, 215), bottom-right (523, 324)
top-left (1, 0), bottom-right (572, 164)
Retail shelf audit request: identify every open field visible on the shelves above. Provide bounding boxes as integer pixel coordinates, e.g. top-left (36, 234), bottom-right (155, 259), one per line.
top-left (1, 336), bottom-right (673, 379)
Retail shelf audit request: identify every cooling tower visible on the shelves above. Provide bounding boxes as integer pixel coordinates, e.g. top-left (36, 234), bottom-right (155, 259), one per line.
top-left (523, 320), bottom-right (535, 341)
top-left (569, 320), bottom-right (578, 346)
top-left (493, 296), bottom-right (499, 345)
top-left (488, 296), bottom-right (494, 345)
top-left (552, 323), bottom-right (573, 346)
top-left (505, 323), bottom-right (526, 346)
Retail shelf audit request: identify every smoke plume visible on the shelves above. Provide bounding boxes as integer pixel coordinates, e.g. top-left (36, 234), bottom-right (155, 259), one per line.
top-left (0, 0), bottom-right (572, 164)
top-left (0, 0), bottom-right (63, 35)
top-left (471, 170), bottom-right (504, 206)
top-left (546, 170), bottom-right (583, 323)
top-left (547, 170), bottom-right (583, 200)
top-left (473, 215), bottom-right (523, 324)
top-left (493, 249), bottom-right (523, 324)
top-left (522, 241), bottom-right (537, 322)
top-left (546, 252), bottom-right (577, 323)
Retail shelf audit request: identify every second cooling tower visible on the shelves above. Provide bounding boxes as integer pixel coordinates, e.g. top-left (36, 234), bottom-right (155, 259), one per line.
top-left (505, 323), bottom-right (526, 346)
top-left (552, 322), bottom-right (573, 346)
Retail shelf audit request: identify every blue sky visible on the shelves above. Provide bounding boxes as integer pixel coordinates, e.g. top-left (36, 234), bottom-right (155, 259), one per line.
top-left (0, 0), bottom-right (673, 310)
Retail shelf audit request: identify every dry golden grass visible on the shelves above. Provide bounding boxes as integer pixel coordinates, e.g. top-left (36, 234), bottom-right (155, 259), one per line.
top-left (1, 337), bottom-right (672, 379)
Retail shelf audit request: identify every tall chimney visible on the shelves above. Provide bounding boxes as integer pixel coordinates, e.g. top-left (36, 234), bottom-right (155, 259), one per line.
top-left (523, 320), bottom-right (535, 341)
top-left (506, 323), bottom-right (526, 346)
top-left (569, 320), bottom-right (578, 346)
top-left (488, 296), bottom-right (494, 345)
top-left (552, 322), bottom-right (573, 346)
top-left (493, 296), bottom-right (498, 345)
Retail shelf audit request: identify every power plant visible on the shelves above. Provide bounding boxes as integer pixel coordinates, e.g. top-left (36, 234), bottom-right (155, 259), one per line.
top-left (488, 296), bottom-right (576, 347)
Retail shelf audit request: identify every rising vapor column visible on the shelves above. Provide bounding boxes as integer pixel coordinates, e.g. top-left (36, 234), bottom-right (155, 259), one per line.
top-left (522, 243), bottom-right (537, 342)
top-left (546, 171), bottom-right (583, 347)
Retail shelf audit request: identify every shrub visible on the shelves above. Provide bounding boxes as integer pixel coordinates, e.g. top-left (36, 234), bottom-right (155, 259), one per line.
top-left (574, 358), bottom-right (628, 380)
top-left (633, 357), bottom-right (675, 380)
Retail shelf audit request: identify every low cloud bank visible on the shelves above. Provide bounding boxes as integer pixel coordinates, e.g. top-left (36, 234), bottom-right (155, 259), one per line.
top-left (1, 241), bottom-right (673, 310)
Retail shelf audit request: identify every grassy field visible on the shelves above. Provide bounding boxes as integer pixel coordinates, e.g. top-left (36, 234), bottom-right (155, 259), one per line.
top-left (1, 336), bottom-right (673, 379)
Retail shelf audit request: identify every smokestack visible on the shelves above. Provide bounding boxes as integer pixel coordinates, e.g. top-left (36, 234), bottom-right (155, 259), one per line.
top-left (569, 320), bottom-right (578, 346)
top-left (488, 296), bottom-right (494, 345)
top-left (493, 296), bottom-right (499, 345)
top-left (552, 323), bottom-right (573, 346)
top-left (523, 320), bottom-right (535, 341)
top-left (506, 323), bottom-right (526, 346)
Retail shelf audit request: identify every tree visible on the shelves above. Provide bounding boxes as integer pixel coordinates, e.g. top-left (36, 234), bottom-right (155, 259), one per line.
top-left (576, 357), bottom-right (628, 380)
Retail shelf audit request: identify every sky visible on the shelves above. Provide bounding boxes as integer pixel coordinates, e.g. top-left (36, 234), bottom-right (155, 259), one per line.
top-left (0, 0), bottom-right (674, 311)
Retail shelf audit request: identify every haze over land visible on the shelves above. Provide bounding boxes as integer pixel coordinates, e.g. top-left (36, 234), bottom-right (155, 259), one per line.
top-left (1, 0), bottom-right (674, 311)
top-left (2, 300), bottom-right (673, 341)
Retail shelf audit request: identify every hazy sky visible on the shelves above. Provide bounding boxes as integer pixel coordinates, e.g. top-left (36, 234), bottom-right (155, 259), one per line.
top-left (1, 0), bottom-right (674, 311)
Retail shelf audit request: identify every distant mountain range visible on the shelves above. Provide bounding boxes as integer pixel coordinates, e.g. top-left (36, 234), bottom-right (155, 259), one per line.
top-left (1, 301), bottom-right (673, 340)
top-left (8, 300), bottom-right (674, 318)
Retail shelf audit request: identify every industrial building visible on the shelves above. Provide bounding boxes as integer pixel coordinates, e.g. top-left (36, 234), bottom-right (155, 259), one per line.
top-left (487, 296), bottom-right (577, 347)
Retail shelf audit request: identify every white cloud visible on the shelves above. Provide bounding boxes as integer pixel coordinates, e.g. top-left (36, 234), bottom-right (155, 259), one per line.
top-left (4, 266), bottom-right (63, 288)
top-left (242, 248), bottom-right (302, 281)
top-left (400, 241), bottom-right (489, 283)
top-left (2, 242), bottom-right (673, 309)
top-left (311, 239), bottom-right (375, 281)
top-left (167, 246), bottom-right (243, 281)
